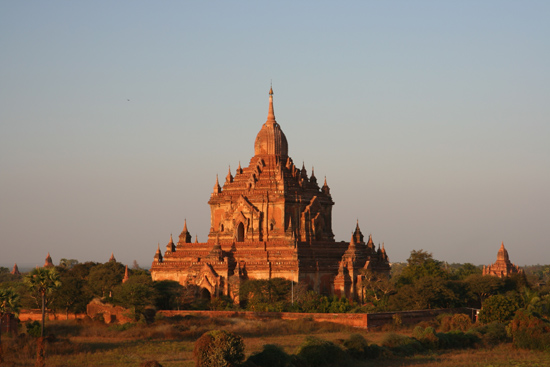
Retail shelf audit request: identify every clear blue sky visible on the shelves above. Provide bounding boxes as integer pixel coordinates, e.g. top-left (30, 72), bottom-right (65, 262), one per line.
top-left (1, 1), bottom-right (549, 269)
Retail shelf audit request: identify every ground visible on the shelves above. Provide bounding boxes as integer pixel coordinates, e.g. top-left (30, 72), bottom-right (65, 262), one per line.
top-left (2, 317), bottom-right (550, 367)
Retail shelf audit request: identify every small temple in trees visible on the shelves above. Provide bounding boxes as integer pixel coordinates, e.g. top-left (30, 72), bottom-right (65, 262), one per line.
top-left (150, 88), bottom-right (390, 301)
top-left (482, 242), bottom-right (523, 278)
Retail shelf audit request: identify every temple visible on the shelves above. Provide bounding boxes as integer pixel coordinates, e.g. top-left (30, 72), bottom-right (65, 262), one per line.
top-left (150, 88), bottom-right (390, 301)
top-left (44, 252), bottom-right (54, 267)
top-left (482, 242), bottom-right (523, 278)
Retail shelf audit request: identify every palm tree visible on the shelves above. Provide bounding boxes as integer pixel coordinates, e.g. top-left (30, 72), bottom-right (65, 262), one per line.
top-left (25, 267), bottom-right (61, 367)
top-left (0, 288), bottom-right (21, 364)
top-left (25, 268), bottom-right (61, 337)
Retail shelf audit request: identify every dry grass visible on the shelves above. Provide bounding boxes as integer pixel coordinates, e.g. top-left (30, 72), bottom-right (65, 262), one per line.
top-left (2, 318), bottom-right (550, 367)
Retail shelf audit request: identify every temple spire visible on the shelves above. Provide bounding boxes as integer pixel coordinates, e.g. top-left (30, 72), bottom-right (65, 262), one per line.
top-left (213, 174), bottom-right (221, 194)
top-left (154, 243), bottom-right (163, 262)
top-left (122, 265), bottom-right (129, 283)
top-left (44, 252), bottom-right (54, 267)
top-left (178, 219), bottom-right (192, 245)
top-left (11, 263), bottom-right (21, 276)
top-left (266, 86), bottom-right (276, 124)
top-left (226, 166), bottom-right (233, 184)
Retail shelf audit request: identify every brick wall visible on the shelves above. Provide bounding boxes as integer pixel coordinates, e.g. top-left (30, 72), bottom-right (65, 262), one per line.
top-left (157, 308), bottom-right (478, 330)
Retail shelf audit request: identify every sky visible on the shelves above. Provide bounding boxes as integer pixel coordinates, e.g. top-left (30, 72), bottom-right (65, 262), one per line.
top-left (1, 1), bottom-right (549, 270)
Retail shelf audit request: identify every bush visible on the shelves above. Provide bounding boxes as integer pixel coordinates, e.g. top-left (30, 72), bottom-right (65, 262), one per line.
top-left (438, 313), bottom-right (472, 332)
top-left (295, 336), bottom-right (350, 367)
top-left (246, 344), bottom-right (292, 367)
top-left (25, 321), bottom-right (41, 338)
top-left (380, 333), bottom-right (424, 356)
top-left (508, 309), bottom-right (550, 350)
top-left (413, 326), bottom-right (439, 349)
top-left (436, 330), bottom-right (479, 349)
top-left (342, 333), bottom-right (383, 360)
top-left (474, 321), bottom-right (509, 346)
top-left (343, 333), bottom-right (369, 359)
top-left (450, 313), bottom-right (472, 331)
top-left (193, 329), bottom-right (245, 367)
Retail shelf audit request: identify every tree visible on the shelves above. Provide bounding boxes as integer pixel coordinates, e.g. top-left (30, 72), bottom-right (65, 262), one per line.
top-left (25, 267), bottom-right (61, 337)
top-left (239, 278), bottom-right (291, 311)
top-left (0, 288), bottom-right (21, 364)
top-left (464, 274), bottom-right (504, 307)
top-left (50, 266), bottom-right (92, 319)
top-left (478, 294), bottom-right (519, 324)
top-left (25, 267), bottom-right (61, 367)
top-left (361, 269), bottom-right (395, 309)
top-left (154, 280), bottom-right (185, 310)
top-left (388, 276), bottom-right (459, 311)
top-left (87, 261), bottom-right (125, 298)
top-left (112, 274), bottom-right (158, 320)
top-left (452, 263), bottom-right (482, 280)
top-left (396, 250), bottom-right (447, 286)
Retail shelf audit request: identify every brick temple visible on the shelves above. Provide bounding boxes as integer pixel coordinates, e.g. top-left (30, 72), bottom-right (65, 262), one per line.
top-left (482, 242), bottom-right (523, 278)
top-left (150, 88), bottom-right (390, 301)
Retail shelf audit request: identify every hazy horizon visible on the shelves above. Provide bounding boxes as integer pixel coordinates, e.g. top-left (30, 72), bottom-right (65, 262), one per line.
top-left (1, 1), bottom-right (549, 269)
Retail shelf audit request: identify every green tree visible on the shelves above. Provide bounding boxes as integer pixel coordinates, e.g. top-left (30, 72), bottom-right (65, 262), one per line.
top-left (25, 268), bottom-right (61, 337)
top-left (465, 274), bottom-right (504, 307)
top-left (87, 261), bottom-right (125, 298)
top-left (239, 278), bottom-right (291, 311)
top-left (112, 274), bottom-right (158, 320)
top-left (0, 288), bottom-right (21, 364)
top-left (50, 266), bottom-right (92, 319)
top-left (452, 263), bottom-right (482, 280)
top-left (154, 280), bottom-right (185, 310)
top-left (396, 250), bottom-right (448, 286)
top-left (478, 294), bottom-right (519, 324)
top-left (361, 269), bottom-right (395, 309)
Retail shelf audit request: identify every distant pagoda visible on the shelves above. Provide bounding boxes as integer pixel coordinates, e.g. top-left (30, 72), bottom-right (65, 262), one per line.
top-left (483, 242), bottom-right (523, 278)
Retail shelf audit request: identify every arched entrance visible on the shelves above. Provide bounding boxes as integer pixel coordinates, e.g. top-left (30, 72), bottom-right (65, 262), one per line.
top-left (199, 287), bottom-right (211, 300)
top-left (237, 222), bottom-right (245, 242)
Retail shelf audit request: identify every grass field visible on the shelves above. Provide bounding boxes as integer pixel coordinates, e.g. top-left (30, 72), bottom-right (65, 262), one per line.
top-left (2, 317), bottom-right (550, 367)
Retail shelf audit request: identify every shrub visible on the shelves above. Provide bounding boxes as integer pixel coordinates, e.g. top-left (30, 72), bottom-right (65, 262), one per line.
top-left (246, 344), bottom-right (292, 367)
top-left (508, 309), bottom-right (550, 350)
top-left (413, 326), bottom-right (439, 349)
top-left (342, 333), bottom-right (384, 360)
top-left (474, 321), bottom-right (509, 346)
top-left (380, 333), bottom-right (424, 356)
top-left (450, 313), bottom-right (472, 331)
top-left (436, 330), bottom-right (479, 349)
top-left (25, 321), bottom-right (41, 338)
top-left (343, 334), bottom-right (369, 359)
top-left (437, 314), bottom-right (454, 332)
top-left (295, 336), bottom-right (350, 367)
top-left (193, 329), bottom-right (245, 367)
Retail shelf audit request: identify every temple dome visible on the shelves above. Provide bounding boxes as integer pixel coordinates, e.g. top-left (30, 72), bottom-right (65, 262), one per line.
top-left (254, 88), bottom-right (288, 157)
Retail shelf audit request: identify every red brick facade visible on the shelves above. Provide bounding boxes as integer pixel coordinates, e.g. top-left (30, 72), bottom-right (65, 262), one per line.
top-left (151, 89), bottom-right (390, 301)
top-left (483, 242), bottom-right (523, 278)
